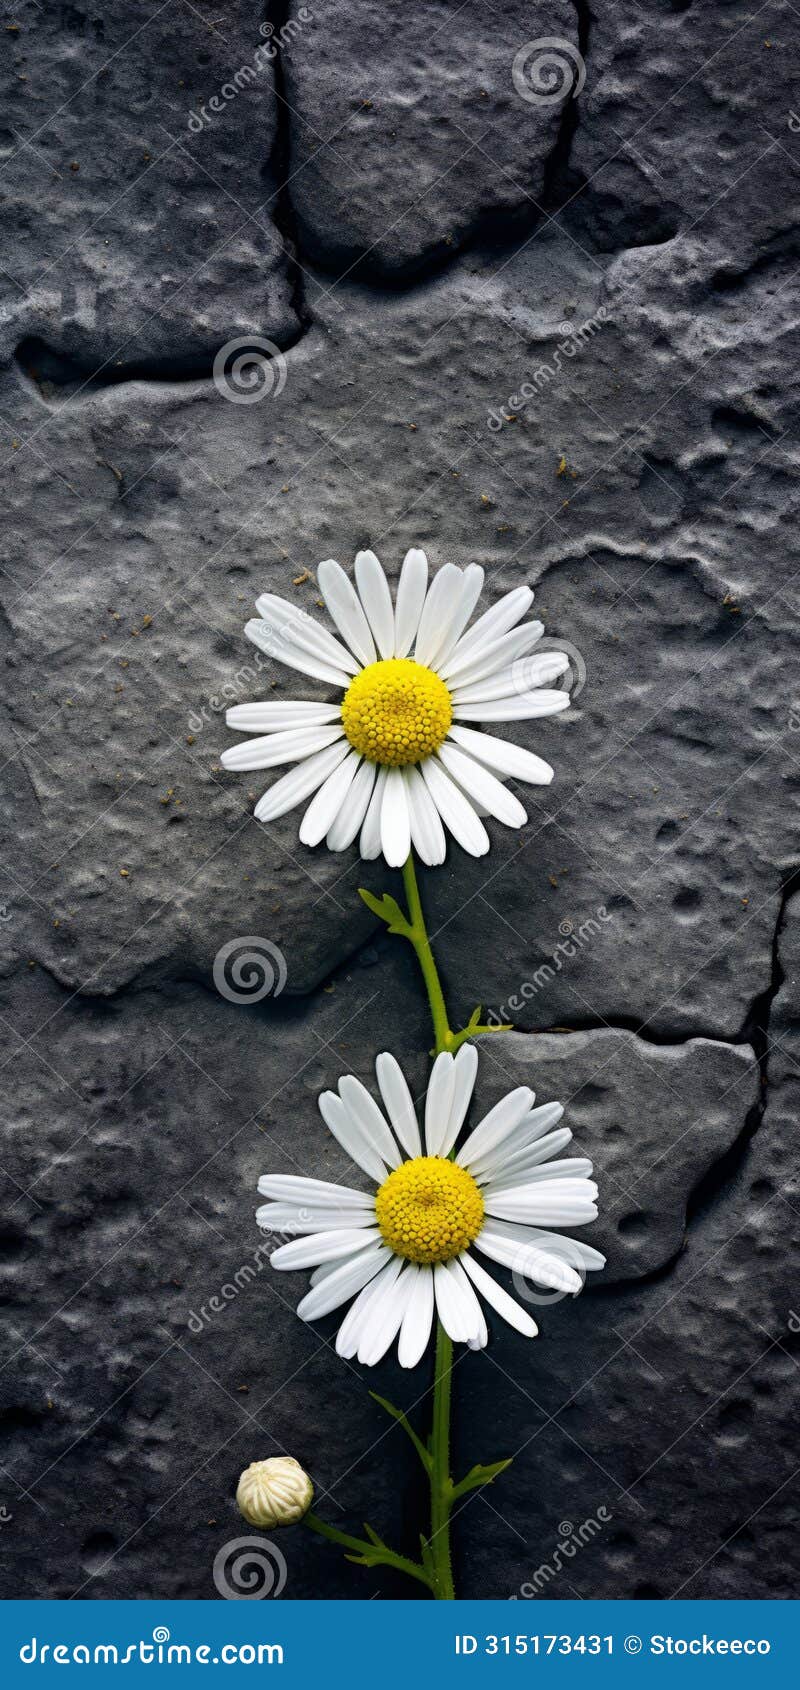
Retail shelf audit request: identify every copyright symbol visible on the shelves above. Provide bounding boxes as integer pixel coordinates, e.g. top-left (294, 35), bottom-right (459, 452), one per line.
top-left (624, 1636), bottom-right (642, 1655)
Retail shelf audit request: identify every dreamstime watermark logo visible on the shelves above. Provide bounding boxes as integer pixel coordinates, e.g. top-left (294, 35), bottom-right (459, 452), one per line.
top-left (512, 38), bottom-right (586, 106)
top-left (187, 1238), bottom-right (292, 1332)
top-left (488, 907), bottom-right (613, 1026)
top-left (213, 937), bottom-right (287, 1003)
top-left (0, 1503), bottom-right (12, 1528)
top-left (213, 338), bottom-right (287, 405)
top-left (0, 903), bottom-right (12, 925)
top-left (187, 9), bottom-right (314, 133)
top-left (511, 1509), bottom-right (612, 1596)
top-left (487, 307), bottom-right (610, 429)
top-left (188, 650), bottom-right (272, 736)
top-left (213, 1537), bottom-right (287, 1600)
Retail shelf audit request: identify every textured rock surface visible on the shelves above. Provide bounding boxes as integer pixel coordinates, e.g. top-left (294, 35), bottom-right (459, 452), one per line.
top-left (0, 3), bottom-right (293, 368)
top-left (283, 0), bottom-right (579, 278)
top-left (1, 0), bottom-right (799, 1603)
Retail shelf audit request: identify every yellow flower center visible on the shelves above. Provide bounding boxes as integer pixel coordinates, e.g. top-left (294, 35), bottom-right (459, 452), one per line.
top-left (341, 658), bottom-right (452, 767)
top-left (375, 1156), bottom-right (484, 1265)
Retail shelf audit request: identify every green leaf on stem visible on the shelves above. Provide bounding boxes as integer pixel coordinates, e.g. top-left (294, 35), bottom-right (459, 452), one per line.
top-left (451, 1457), bottom-right (514, 1501)
top-left (370, 1390), bottom-right (433, 1473)
top-left (358, 887), bottom-right (412, 936)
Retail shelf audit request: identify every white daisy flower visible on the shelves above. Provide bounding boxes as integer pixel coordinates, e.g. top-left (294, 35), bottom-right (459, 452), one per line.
top-left (257, 1048), bottom-right (604, 1367)
top-left (221, 549), bottom-right (572, 866)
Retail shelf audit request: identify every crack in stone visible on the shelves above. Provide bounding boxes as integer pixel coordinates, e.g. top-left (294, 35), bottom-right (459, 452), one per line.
top-left (262, 0), bottom-right (312, 336)
top-left (539, 0), bottom-right (592, 212)
top-left (13, 318), bottom-right (308, 401)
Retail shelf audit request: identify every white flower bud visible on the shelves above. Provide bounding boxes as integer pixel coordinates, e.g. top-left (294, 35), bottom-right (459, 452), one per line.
top-left (236, 1457), bottom-right (313, 1528)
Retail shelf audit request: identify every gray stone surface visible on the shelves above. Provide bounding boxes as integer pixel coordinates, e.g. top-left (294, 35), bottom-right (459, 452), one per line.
top-left (282, 0), bottom-right (579, 278)
top-left (1, 0), bottom-right (799, 1604)
top-left (479, 1030), bottom-right (760, 1283)
top-left (0, 4), bottom-right (293, 369)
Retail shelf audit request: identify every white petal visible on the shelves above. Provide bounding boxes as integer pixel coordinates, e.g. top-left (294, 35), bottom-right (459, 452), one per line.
top-left (404, 766), bottom-right (446, 865)
top-left (448, 724), bottom-right (557, 786)
top-left (440, 622), bottom-right (545, 688)
top-left (450, 653), bottom-right (570, 704)
top-left (469, 1104), bottom-right (565, 1179)
top-left (380, 766), bottom-right (411, 867)
top-left (456, 1086), bottom-right (535, 1168)
top-left (317, 558), bottom-right (376, 667)
top-left (357, 1264), bottom-right (416, 1365)
top-left (444, 586), bottom-right (534, 668)
top-left (359, 765), bottom-right (387, 859)
top-left (258, 1173), bottom-right (372, 1205)
top-left (393, 548), bottom-right (428, 657)
top-left (326, 760), bottom-right (376, 850)
top-left (481, 1136), bottom-right (580, 1190)
top-left (421, 758), bottom-right (490, 856)
top-left (398, 1265), bottom-right (435, 1368)
top-left (270, 1227), bottom-right (379, 1270)
top-left (226, 701), bottom-right (342, 733)
top-left (255, 593), bottom-right (360, 676)
top-left (474, 1229), bottom-right (584, 1294)
top-left (254, 739), bottom-right (351, 823)
top-left (514, 1226), bottom-right (606, 1272)
top-left (484, 1181), bottom-right (598, 1226)
top-left (468, 1301), bottom-right (489, 1351)
top-left (338, 1074), bottom-right (402, 1169)
top-left (449, 1256), bottom-right (488, 1348)
top-left (257, 1201), bottom-right (375, 1234)
top-left (221, 724), bottom-right (344, 771)
top-left (437, 742), bottom-right (526, 827)
top-left (335, 1256), bottom-right (404, 1358)
top-left (355, 550), bottom-right (394, 658)
top-left (375, 1052), bottom-right (422, 1158)
top-left (434, 1260), bottom-right (484, 1345)
top-left (460, 1251), bottom-right (538, 1338)
top-left (413, 564), bottom-right (464, 667)
top-left (453, 694), bottom-right (567, 726)
top-left (299, 749), bottom-right (362, 846)
top-left (431, 565), bottom-right (486, 670)
top-left (245, 618), bottom-right (351, 689)
top-left (424, 1051), bottom-right (455, 1155)
top-left (318, 1090), bottom-right (390, 1185)
top-left (298, 1242), bottom-right (390, 1321)
top-left (438, 1043), bottom-right (478, 1158)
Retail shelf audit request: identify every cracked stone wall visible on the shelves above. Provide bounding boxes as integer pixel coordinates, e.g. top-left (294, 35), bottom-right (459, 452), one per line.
top-left (1, 0), bottom-right (799, 1601)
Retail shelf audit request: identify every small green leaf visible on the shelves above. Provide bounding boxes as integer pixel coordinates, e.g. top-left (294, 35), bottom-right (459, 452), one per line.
top-left (358, 887), bottom-right (411, 936)
top-left (370, 1390), bottom-right (432, 1472)
top-left (452, 1457), bottom-right (514, 1500)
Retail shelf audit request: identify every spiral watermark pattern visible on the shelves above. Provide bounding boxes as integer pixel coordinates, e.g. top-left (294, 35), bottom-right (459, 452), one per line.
top-left (213, 1537), bottom-right (287, 1600)
top-left (510, 1236), bottom-right (588, 1308)
top-left (512, 638), bottom-right (587, 701)
top-left (152, 1627), bottom-right (170, 1644)
top-left (212, 337), bottom-right (287, 405)
top-left (213, 937), bottom-right (287, 1004)
top-left (512, 38), bottom-right (586, 107)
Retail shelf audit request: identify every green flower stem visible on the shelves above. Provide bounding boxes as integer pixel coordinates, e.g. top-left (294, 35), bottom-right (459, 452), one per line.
top-left (395, 853), bottom-right (513, 1053)
top-left (400, 853), bottom-right (453, 1053)
top-left (429, 1321), bottom-right (456, 1600)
